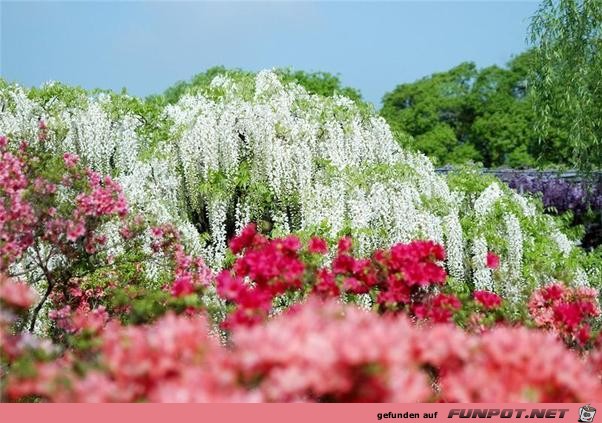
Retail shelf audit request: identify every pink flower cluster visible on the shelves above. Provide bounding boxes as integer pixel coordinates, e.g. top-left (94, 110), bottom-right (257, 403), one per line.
top-left (0, 272), bottom-right (39, 310)
top-left (5, 313), bottom-right (254, 402)
top-left (48, 278), bottom-right (109, 335)
top-left (170, 244), bottom-right (213, 297)
top-left (217, 224), bottom-right (306, 327)
top-left (38, 119), bottom-right (48, 142)
top-left (5, 299), bottom-right (601, 402)
top-left (75, 171), bottom-right (128, 219)
top-left (0, 273), bottom-right (48, 361)
top-left (528, 282), bottom-right (600, 345)
top-left (1, 134), bottom-right (132, 272)
top-left (473, 290), bottom-right (503, 310)
top-left (63, 153), bottom-right (79, 169)
top-left (0, 134), bottom-right (220, 340)
top-left (231, 299), bottom-right (430, 402)
top-left (79, 313), bottom-right (250, 402)
top-left (0, 139), bottom-right (36, 270)
top-left (437, 325), bottom-right (602, 401)
top-left (413, 293), bottom-right (462, 323)
top-left (149, 223), bottom-right (213, 297)
top-left (217, 225), bottom-right (450, 327)
top-left (50, 171), bottom-right (128, 254)
top-left (232, 299), bottom-right (602, 402)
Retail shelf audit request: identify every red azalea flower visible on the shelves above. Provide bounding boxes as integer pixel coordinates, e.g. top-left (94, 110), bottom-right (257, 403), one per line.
top-left (216, 271), bottom-right (245, 301)
top-left (308, 236), bottom-right (328, 254)
top-left (486, 252), bottom-right (500, 269)
top-left (313, 268), bottom-right (340, 298)
top-left (281, 235), bottom-right (301, 252)
top-left (474, 290), bottom-right (502, 310)
top-left (576, 324), bottom-right (591, 346)
top-left (171, 275), bottom-right (195, 297)
top-left (229, 224), bottom-right (257, 254)
top-left (541, 283), bottom-right (565, 302)
top-left (337, 236), bottom-right (353, 254)
top-left (416, 293), bottom-right (462, 323)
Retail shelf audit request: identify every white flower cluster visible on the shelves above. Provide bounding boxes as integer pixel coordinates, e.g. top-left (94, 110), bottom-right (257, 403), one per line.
top-left (504, 213), bottom-right (524, 283)
top-left (471, 237), bottom-right (494, 292)
top-left (165, 72), bottom-right (400, 203)
top-left (0, 86), bottom-right (38, 137)
top-left (0, 87), bottom-right (142, 175)
top-left (474, 182), bottom-right (504, 216)
top-left (512, 191), bottom-right (537, 217)
top-left (551, 230), bottom-right (575, 257)
top-left (443, 208), bottom-right (465, 282)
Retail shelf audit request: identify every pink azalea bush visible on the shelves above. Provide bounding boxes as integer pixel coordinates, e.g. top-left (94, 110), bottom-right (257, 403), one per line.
top-left (0, 133), bottom-right (213, 337)
top-left (233, 299), bottom-right (602, 402)
top-left (3, 291), bottom-right (601, 403)
top-left (528, 282), bottom-right (600, 347)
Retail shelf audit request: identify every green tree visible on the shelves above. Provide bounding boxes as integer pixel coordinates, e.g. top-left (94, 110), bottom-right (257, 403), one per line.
top-left (529, 0), bottom-right (602, 170)
top-left (469, 52), bottom-right (540, 168)
top-left (380, 62), bottom-right (480, 165)
top-left (380, 52), bottom-right (564, 168)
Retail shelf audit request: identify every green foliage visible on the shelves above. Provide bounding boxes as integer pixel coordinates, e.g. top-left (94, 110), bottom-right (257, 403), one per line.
top-left (102, 91), bottom-right (169, 158)
top-left (529, 0), bottom-right (602, 170)
top-left (381, 62), bottom-right (481, 165)
top-left (380, 51), bottom-right (571, 168)
top-left (27, 82), bottom-right (89, 111)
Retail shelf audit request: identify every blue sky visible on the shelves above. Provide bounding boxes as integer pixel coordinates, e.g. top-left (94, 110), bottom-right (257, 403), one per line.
top-left (1, 1), bottom-right (539, 106)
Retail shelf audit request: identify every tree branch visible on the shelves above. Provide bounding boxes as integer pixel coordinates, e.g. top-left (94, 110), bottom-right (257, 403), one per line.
top-left (29, 279), bottom-right (54, 332)
top-left (29, 244), bottom-right (55, 333)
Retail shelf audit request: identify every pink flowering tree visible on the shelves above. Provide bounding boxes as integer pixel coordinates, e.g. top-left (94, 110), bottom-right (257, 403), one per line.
top-left (0, 133), bottom-right (213, 338)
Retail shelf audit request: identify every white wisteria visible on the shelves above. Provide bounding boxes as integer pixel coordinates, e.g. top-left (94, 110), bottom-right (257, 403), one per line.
top-left (474, 182), bottom-right (504, 217)
top-left (443, 208), bottom-right (465, 283)
top-left (551, 230), bottom-right (575, 257)
top-left (0, 71), bottom-right (596, 300)
top-left (504, 213), bottom-right (524, 283)
top-left (471, 237), bottom-right (494, 292)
